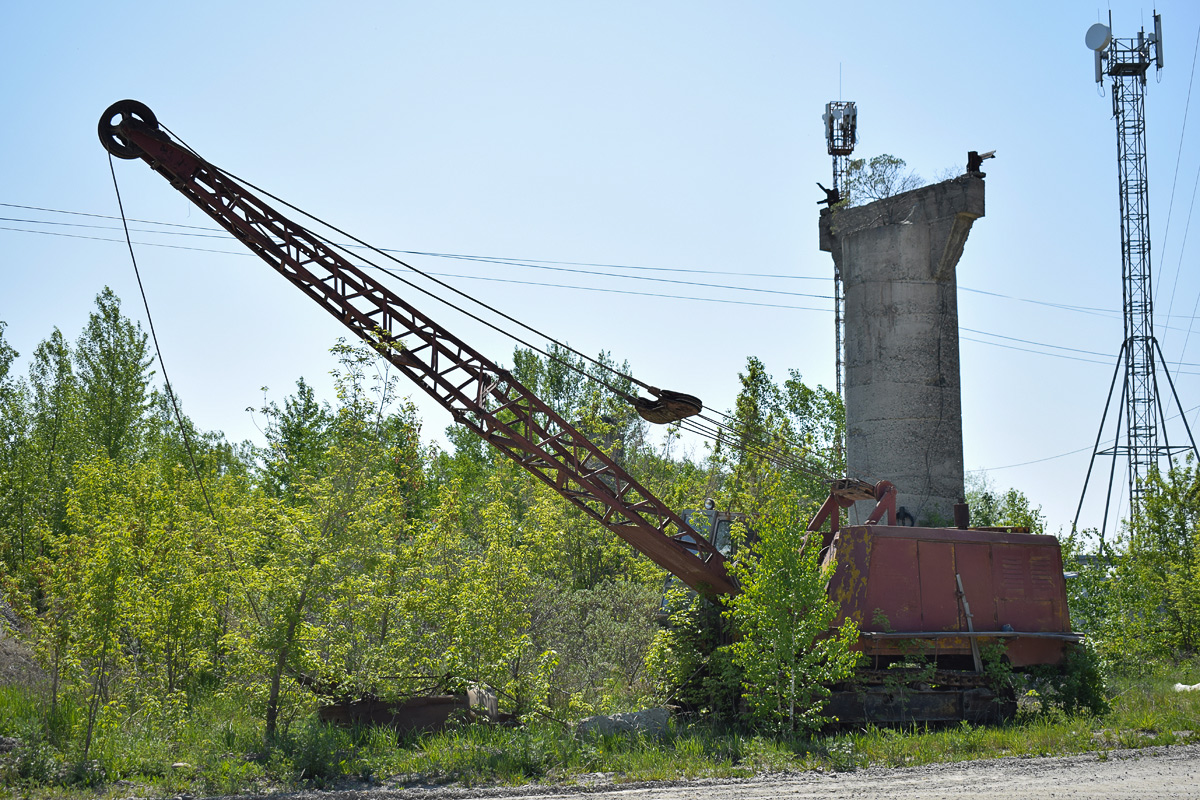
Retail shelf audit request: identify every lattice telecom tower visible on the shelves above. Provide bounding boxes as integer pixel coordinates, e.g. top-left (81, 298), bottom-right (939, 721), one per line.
top-left (822, 100), bottom-right (857, 402)
top-left (1076, 12), bottom-right (1199, 537)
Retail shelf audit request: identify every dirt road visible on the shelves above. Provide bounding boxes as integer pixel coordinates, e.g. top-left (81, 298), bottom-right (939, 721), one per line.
top-left (309, 744), bottom-right (1200, 800)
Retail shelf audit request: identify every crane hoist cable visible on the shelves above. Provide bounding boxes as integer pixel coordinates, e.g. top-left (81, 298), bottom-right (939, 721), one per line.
top-left (144, 123), bottom-right (836, 470)
top-left (680, 416), bottom-right (835, 481)
top-left (157, 123), bottom-right (714, 427)
top-left (106, 153), bottom-right (268, 625)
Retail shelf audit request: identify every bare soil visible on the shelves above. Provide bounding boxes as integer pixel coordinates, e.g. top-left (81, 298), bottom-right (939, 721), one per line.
top-left (281, 744), bottom-right (1200, 800)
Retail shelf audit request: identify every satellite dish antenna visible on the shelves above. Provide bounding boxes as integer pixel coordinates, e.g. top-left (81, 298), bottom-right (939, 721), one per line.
top-left (1086, 23), bottom-right (1111, 51)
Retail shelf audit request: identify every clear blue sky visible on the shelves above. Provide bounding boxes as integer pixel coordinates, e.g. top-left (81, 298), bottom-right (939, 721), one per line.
top-left (2, 1), bottom-right (1198, 534)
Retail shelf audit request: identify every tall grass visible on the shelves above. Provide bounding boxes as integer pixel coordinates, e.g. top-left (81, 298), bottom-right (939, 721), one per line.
top-left (2, 658), bottom-right (1199, 797)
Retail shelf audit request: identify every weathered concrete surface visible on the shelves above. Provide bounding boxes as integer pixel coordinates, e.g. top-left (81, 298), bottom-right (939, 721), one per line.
top-left (821, 176), bottom-right (984, 525)
top-left (574, 707), bottom-right (670, 737)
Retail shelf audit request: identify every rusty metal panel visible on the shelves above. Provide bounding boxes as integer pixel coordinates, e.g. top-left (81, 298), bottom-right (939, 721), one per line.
top-left (825, 526), bottom-right (873, 629)
top-left (863, 536), bottom-right (921, 631)
top-left (1007, 637), bottom-right (1068, 668)
top-left (827, 525), bottom-right (1074, 667)
top-left (953, 541), bottom-right (998, 630)
top-left (992, 543), bottom-right (1064, 632)
top-left (916, 539), bottom-right (958, 630)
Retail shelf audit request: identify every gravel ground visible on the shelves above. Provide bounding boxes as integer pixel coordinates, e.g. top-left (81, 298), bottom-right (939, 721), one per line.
top-left (264, 744), bottom-right (1200, 800)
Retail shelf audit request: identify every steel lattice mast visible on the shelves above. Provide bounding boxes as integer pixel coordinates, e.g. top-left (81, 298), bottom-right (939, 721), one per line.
top-left (1075, 13), bottom-right (1199, 537)
top-left (822, 101), bottom-right (857, 405)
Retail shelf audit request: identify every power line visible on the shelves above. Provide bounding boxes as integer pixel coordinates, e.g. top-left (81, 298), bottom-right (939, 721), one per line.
top-left (970, 403), bottom-right (1200, 473)
top-left (958, 286), bottom-right (1120, 320)
top-left (0, 202), bottom-right (830, 280)
top-left (961, 327), bottom-right (1118, 359)
top-left (404, 270), bottom-right (834, 312)
top-left (7, 205), bottom-right (1200, 370)
top-left (1, 211), bottom-right (835, 300)
top-left (0, 201), bottom-right (221, 231)
top-left (9, 219), bottom-right (1200, 370)
top-left (10, 201), bottom-right (1200, 325)
top-left (1155, 19), bottom-right (1200, 316)
top-left (0, 223), bottom-right (831, 313)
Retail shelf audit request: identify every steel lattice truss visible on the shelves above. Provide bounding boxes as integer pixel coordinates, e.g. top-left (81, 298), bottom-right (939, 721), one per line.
top-left (824, 102), bottom-right (856, 426)
top-left (1077, 21), bottom-right (1199, 535)
top-left (1109, 45), bottom-right (1160, 508)
top-left (102, 104), bottom-right (736, 596)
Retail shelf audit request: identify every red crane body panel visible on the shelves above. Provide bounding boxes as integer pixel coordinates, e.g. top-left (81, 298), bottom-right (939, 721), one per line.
top-left (825, 525), bottom-right (1077, 667)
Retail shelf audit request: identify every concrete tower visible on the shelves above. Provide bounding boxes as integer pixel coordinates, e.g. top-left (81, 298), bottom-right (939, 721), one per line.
top-left (819, 175), bottom-right (984, 525)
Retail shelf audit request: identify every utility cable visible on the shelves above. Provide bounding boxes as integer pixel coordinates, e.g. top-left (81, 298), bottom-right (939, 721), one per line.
top-left (677, 417), bottom-right (831, 481)
top-left (972, 402), bottom-right (1200, 473)
top-left (1155, 19), bottom-right (1200, 312)
top-left (0, 221), bottom-right (832, 312)
top-left (0, 212), bottom-right (832, 299)
top-left (155, 124), bottom-right (836, 465)
top-left (9, 216), bottom-right (1200, 372)
top-left (14, 202), bottom-right (1186, 321)
top-left (0, 202), bottom-right (827, 280)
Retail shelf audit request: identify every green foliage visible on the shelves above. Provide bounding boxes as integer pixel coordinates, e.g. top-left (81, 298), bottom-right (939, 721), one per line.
top-left (1125, 457), bottom-right (1200, 655)
top-left (842, 154), bottom-right (924, 205)
top-left (2, 288), bottom-right (858, 786)
top-left (722, 485), bottom-right (860, 733)
top-left (646, 589), bottom-right (742, 720)
top-left (6, 660), bottom-right (1197, 792)
top-left (529, 579), bottom-right (661, 714)
top-left (965, 472), bottom-right (1045, 532)
top-left (1068, 457), bottom-right (1200, 670)
top-left (74, 287), bottom-right (155, 463)
top-left (256, 377), bottom-right (332, 501)
top-left (712, 357), bottom-right (842, 510)
top-left (1025, 642), bottom-right (1108, 717)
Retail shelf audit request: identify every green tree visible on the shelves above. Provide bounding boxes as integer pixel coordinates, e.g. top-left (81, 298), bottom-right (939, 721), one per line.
top-left (843, 154), bottom-right (924, 205)
top-left (1068, 457), bottom-right (1200, 671)
top-left (1121, 458), bottom-right (1200, 656)
top-left (713, 358), bottom-right (840, 512)
top-left (965, 472), bottom-right (1045, 533)
top-left (75, 288), bottom-right (154, 463)
top-left (722, 480), bottom-right (859, 733)
top-left (27, 330), bottom-right (82, 540)
top-left (256, 377), bottom-right (332, 501)
top-left (50, 460), bottom-right (229, 703)
top-left (225, 342), bottom-right (432, 739)
top-left (0, 322), bottom-right (33, 583)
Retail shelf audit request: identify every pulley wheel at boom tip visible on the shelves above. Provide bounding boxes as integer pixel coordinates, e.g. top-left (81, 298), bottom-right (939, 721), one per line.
top-left (98, 100), bottom-right (158, 159)
top-left (632, 389), bottom-right (703, 425)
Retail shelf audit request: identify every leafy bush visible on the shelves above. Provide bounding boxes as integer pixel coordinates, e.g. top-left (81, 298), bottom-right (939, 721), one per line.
top-left (1025, 643), bottom-right (1108, 717)
top-left (722, 482), bottom-right (859, 734)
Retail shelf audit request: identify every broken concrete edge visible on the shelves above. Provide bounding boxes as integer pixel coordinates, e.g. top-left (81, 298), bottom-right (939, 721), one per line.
top-left (820, 174), bottom-right (985, 253)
